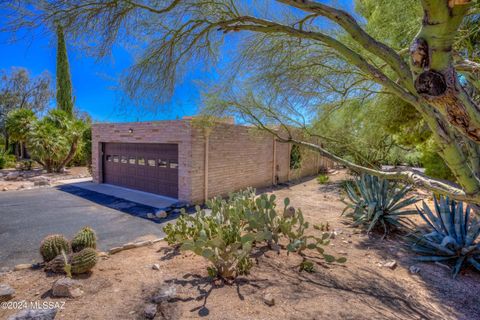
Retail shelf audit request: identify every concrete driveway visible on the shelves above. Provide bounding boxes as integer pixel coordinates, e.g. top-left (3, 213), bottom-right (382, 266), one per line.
top-left (0, 186), bottom-right (175, 269)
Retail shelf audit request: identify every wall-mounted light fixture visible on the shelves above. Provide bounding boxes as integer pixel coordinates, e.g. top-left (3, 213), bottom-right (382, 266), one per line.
top-left (128, 128), bottom-right (134, 134)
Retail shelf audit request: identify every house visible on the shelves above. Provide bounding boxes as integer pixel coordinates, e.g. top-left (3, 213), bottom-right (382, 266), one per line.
top-left (91, 118), bottom-right (333, 203)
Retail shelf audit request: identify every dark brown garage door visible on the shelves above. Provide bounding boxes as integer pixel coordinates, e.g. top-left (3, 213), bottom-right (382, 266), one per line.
top-left (102, 143), bottom-right (178, 198)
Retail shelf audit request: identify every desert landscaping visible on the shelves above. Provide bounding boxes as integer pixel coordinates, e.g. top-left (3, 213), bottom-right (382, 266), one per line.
top-left (1, 172), bottom-right (480, 320)
top-left (1, 0), bottom-right (480, 319)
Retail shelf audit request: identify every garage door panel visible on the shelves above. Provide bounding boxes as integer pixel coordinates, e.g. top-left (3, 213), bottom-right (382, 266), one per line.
top-left (103, 143), bottom-right (178, 198)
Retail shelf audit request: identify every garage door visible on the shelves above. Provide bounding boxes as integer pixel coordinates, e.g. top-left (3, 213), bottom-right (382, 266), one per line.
top-left (102, 143), bottom-right (178, 198)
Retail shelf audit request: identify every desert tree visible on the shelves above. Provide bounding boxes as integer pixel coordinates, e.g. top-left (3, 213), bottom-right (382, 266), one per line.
top-left (56, 23), bottom-right (74, 116)
top-left (2, 0), bottom-right (480, 202)
top-left (0, 67), bottom-right (52, 150)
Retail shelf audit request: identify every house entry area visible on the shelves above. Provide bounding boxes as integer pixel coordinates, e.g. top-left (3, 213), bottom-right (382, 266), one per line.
top-left (102, 142), bottom-right (179, 198)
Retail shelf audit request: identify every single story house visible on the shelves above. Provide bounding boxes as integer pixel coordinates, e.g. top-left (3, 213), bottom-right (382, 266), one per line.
top-left (92, 118), bottom-right (333, 203)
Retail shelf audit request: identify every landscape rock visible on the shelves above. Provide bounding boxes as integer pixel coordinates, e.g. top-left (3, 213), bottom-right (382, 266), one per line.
top-left (108, 247), bottom-right (123, 254)
top-left (4, 172), bottom-right (20, 181)
top-left (0, 284), bottom-right (15, 302)
top-left (33, 179), bottom-right (50, 187)
top-left (382, 260), bottom-right (397, 270)
top-left (151, 284), bottom-right (177, 303)
top-left (7, 308), bottom-right (57, 320)
top-left (144, 303), bottom-right (157, 319)
top-left (97, 251), bottom-right (109, 258)
top-left (147, 213), bottom-right (156, 219)
top-left (14, 264), bottom-right (32, 271)
top-left (263, 293), bottom-right (275, 306)
top-left (2, 187), bottom-right (8, 191)
top-left (152, 264), bottom-right (160, 271)
top-left (155, 210), bottom-right (168, 219)
top-left (409, 265), bottom-right (421, 274)
top-left (52, 277), bottom-right (83, 298)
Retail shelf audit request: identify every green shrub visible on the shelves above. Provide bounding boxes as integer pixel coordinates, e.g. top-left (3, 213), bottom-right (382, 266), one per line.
top-left (316, 174), bottom-right (329, 184)
top-left (163, 188), bottom-right (345, 280)
top-left (412, 196), bottom-right (480, 278)
top-left (0, 149), bottom-right (16, 169)
top-left (342, 174), bottom-right (418, 237)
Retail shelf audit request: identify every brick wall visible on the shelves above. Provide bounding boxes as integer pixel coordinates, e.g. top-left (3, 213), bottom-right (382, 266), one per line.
top-left (92, 120), bottom-right (334, 203)
top-left (92, 121), bottom-right (193, 201)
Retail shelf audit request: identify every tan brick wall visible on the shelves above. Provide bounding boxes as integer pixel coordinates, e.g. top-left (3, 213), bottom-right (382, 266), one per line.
top-left (92, 120), bottom-right (334, 203)
top-left (92, 121), bottom-right (193, 201)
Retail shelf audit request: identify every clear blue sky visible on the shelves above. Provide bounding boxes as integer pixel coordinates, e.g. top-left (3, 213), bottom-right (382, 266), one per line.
top-left (0, 1), bottom-right (355, 123)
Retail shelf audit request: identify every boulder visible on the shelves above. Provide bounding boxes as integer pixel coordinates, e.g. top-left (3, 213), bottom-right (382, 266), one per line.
top-left (4, 172), bottom-right (20, 181)
top-left (155, 210), bottom-right (168, 219)
top-left (52, 278), bottom-right (83, 298)
top-left (263, 293), bottom-right (275, 306)
top-left (33, 178), bottom-right (50, 187)
top-left (382, 260), bottom-right (397, 270)
top-left (151, 284), bottom-right (177, 303)
top-left (144, 303), bottom-right (157, 319)
top-left (0, 284), bottom-right (15, 302)
top-left (7, 308), bottom-right (57, 320)
top-left (152, 264), bottom-right (160, 271)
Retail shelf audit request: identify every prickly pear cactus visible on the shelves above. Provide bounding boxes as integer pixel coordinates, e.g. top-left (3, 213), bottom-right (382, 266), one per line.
top-left (70, 248), bottom-right (97, 274)
top-left (71, 226), bottom-right (97, 252)
top-left (39, 234), bottom-right (71, 262)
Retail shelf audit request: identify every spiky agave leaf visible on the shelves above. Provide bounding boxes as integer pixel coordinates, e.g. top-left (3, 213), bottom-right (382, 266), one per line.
top-left (413, 196), bottom-right (480, 278)
top-left (341, 174), bottom-right (418, 237)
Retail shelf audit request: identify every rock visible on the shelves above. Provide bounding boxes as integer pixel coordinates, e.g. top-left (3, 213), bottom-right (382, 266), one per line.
top-left (33, 180), bottom-right (50, 187)
top-left (122, 243), bottom-right (137, 250)
top-left (155, 210), bottom-right (168, 219)
top-left (152, 264), bottom-right (160, 271)
top-left (0, 284), bottom-right (15, 302)
top-left (151, 284), bottom-right (177, 303)
top-left (147, 213), bottom-right (156, 219)
top-left (4, 172), bottom-right (20, 181)
top-left (108, 247), bottom-right (123, 254)
top-left (263, 293), bottom-right (275, 306)
top-left (338, 251), bottom-right (347, 255)
top-left (14, 264), bottom-right (32, 271)
top-left (134, 240), bottom-right (153, 248)
top-left (97, 251), bottom-right (109, 258)
top-left (409, 265), bottom-right (421, 274)
top-left (52, 277), bottom-right (84, 298)
top-left (382, 260), bottom-right (397, 270)
top-left (144, 303), bottom-right (157, 319)
top-left (7, 308), bottom-right (57, 320)
top-left (3, 187), bottom-right (8, 191)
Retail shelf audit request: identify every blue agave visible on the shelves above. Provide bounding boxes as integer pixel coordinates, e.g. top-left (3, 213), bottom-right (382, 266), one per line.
top-left (413, 196), bottom-right (480, 277)
top-left (342, 174), bottom-right (418, 237)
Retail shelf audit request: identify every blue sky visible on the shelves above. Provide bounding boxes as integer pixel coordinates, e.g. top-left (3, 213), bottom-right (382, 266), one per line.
top-left (0, 1), bottom-right (355, 123)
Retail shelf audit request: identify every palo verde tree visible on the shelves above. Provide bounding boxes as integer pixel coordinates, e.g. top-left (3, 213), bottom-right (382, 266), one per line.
top-left (2, 0), bottom-right (480, 202)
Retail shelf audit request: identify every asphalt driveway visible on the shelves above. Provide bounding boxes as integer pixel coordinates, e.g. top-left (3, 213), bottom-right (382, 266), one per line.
top-left (0, 186), bottom-right (171, 269)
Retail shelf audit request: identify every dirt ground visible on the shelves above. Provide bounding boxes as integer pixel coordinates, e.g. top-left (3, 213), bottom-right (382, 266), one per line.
top-left (0, 166), bottom-right (90, 191)
top-left (1, 172), bottom-right (480, 320)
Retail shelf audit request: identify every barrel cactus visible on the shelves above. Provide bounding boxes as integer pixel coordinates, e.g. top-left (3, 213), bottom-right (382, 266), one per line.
top-left (45, 251), bottom-right (69, 274)
top-left (71, 226), bottom-right (97, 252)
top-left (70, 248), bottom-right (97, 274)
top-left (39, 234), bottom-right (71, 262)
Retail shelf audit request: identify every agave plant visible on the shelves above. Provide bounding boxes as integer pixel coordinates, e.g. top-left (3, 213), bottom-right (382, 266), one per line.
top-left (342, 174), bottom-right (418, 237)
top-left (413, 196), bottom-right (480, 277)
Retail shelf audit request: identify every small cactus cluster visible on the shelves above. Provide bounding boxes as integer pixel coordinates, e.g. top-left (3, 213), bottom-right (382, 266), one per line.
top-left (45, 248), bottom-right (97, 276)
top-left (40, 226), bottom-right (98, 275)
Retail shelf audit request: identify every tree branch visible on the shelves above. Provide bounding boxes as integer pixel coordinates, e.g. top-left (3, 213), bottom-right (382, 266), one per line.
top-left (217, 16), bottom-right (419, 107)
top-left (275, 0), bottom-right (414, 90)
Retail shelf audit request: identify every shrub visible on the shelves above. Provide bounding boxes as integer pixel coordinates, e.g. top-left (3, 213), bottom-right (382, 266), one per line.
top-left (412, 196), bottom-right (480, 278)
top-left (0, 149), bottom-right (15, 169)
top-left (316, 174), bottom-right (329, 184)
top-left (164, 189), bottom-right (345, 280)
top-left (342, 174), bottom-right (418, 237)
